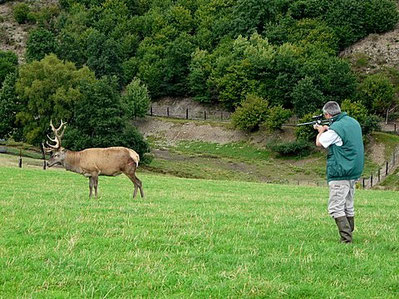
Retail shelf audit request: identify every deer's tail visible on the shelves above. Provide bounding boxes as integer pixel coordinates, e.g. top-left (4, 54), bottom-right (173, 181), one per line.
top-left (128, 150), bottom-right (140, 168)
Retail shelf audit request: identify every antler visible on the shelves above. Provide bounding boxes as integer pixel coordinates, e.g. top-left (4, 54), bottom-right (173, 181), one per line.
top-left (45, 119), bottom-right (67, 150)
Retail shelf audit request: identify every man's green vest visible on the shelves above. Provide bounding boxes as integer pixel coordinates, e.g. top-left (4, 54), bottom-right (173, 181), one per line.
top-left (326, 112), bottom-right (364, 182)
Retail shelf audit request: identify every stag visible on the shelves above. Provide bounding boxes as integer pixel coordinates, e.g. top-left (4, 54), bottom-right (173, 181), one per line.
top-left (43, 120), bottom-right (144, 198)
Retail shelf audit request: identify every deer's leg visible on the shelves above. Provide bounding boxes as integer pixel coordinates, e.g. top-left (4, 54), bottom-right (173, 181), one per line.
top-left (89, 176), bottom-right (94, 198)
top-left (124, 164), bottom-right (144, 199)
top-left (93, 175), bottom-right (99, 198)
top-left (135, 175), bottom-right (144, 198)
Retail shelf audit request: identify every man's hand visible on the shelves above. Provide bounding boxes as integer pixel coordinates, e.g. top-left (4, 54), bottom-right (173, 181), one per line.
top-left (314, 124), bottom-right (329, 147)
top-left (313, 124), bottom-right (329, 134)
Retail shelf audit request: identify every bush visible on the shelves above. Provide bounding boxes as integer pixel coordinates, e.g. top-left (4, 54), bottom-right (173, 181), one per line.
top-left (263, 105), bottom-right (292, 131)
top-left (26, 29), bottom-right (56, 62)
top-left (341, 99), bottom-right (380, 135)
top-left (291, 76), bottom-right (326, 117)
top-left (356, 73), bottom-right (395, 116)
top-left (231, 94), bottom-right (269, 131)
top-left (270, 140), bottom-right (312, 157)
top-left (0, 50), bottom-right (18, 88)
top-left (121, 77), bottom-right (150, 118)
top-left (13, 3), bottom-right (33, 24)
top-left (295, 112), bottom-right (321, 142)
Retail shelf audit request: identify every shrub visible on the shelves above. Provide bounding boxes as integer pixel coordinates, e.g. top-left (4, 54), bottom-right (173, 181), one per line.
top-left (263, 105), bottom-right (292, 131)
top-left (270, 140), bottom-right (312, 157)
top-left (0, 50), bottom-right (18, 88)
top-left (121, 77), bottom-right (150, 118)
top-left (13, 3), bottom-right (33, 24)
top-left (295, 112), bottom-right (321, 142)
top-left (356, 73), bottom-right (395, 116)
top-left (26, 29), bottom-right (56, 62)
top-left (341, 99), bottom-right (380, 135)
top-left (231, 94), bottom-right (269, 131)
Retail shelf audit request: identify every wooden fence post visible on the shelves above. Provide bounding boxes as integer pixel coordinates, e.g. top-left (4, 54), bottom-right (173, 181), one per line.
top-left (370, 173), bottom-right (373, 187)
top-left (19, 149), bottom-right (22, 168)
top-left (167, 107), bottom-right (170, 117)
top-left (386, 161), bottom-right (389, 175)
top-left (362, 177), bottom-right (365, 189)
top-left (186, 108), bottom-right (189, 119)
top-left (204, 111), bottom-right (207, 120)
top-left (40, 143), bottom-right (47, 170)
top-left (378, 168), bottom-right (380, 182)
top-left (150, 105), bottom-right (153, 116)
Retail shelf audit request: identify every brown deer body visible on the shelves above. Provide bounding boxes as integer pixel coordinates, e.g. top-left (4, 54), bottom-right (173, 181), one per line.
top-left (44, 121), bottom-right (144, 198)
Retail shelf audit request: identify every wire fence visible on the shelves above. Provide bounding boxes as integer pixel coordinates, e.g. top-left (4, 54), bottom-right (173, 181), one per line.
top-left (147, 105), bottom-right (232, 121)
top-left (360, 145), bottom-right (399, 189)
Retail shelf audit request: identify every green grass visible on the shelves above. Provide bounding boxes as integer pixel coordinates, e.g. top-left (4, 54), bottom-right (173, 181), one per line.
top-left (372, 132), bottom-right (399, 160)
top-left (1, 164), bottom-right (398, 297)
top-left (174, 141), bottom-right (271, 162)
top-left (146, 139), bottom-right (383, 187)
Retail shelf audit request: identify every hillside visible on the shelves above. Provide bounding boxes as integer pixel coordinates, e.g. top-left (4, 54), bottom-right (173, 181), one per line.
top-left (1, 0), bottom-right (399, 189)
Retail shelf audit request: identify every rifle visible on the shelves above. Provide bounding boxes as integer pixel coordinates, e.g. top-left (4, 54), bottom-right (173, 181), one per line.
top-left (296, 114), bottom-right (331, 127)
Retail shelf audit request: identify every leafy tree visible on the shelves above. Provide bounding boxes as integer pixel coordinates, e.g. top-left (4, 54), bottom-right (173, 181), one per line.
top-left (121, 77), bottom-right (150, 118)
top-left (211, 34), bottom-right (275, 108)
top-left (188, 48), bottom-right (213, 102)
top-left (291, 76), bottom-right (325, 117)
top-left (264, 105), bottom-right (292, 131)
top-left (26, 28), bottom-right (57, 62)
top-left (86, 29), bottom-right (123, 80)
top-left (194, 0), bottom-right (235, 50)
top-left (341, 99), bottom-right (379, 136)
top-left (295, 111), bottom-right (320, 142)
top-left (230, 0), bottom-right (289, 37)
top-left (15, 54), bottom-right (95, 144)
top-left (65, 76), bottom-right (150, 159)
top-left (300, 56), bottom-right (356, 103)
top-left (231, 94), bottom-right (269, 131)
top-left (357, 73), bottom-right (395, 116)
top-left (0, 72), bottom-right (22, 140)
top-left (0, 51), bottom-right (18, 88)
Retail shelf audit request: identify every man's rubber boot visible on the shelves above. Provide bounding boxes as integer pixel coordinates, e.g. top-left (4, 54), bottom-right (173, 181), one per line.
top-left (347, 216), bottom-right (354, 232)
top-left (334, 216), bottom-right (352, 243)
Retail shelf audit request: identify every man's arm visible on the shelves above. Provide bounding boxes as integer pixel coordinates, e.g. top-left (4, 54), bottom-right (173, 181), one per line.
top-left (314, 125), bottom-right (329, 147)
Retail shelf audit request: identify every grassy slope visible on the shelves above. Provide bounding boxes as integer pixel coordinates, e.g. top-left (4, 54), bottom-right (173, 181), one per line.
top-left (0, 164), bottom-right (398, 297)
top-left (145, 129), bottom-right (392, 186)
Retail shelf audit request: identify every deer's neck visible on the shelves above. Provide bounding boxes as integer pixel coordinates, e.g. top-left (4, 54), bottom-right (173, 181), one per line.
top-left (64, 150), bottom-right (83, 174)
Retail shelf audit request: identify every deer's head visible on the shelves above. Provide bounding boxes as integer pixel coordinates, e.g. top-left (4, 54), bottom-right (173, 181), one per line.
top-left (43, 120), bottom-right (67, 167)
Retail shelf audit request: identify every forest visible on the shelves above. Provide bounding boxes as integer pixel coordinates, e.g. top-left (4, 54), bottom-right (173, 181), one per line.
top-left (1, 0), bottom-right (399, 159)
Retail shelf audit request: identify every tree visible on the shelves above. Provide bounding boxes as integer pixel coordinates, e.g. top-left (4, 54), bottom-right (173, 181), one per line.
top-left (291, 76), bottom-right (325, 117)
top-left (26, 28), bottom-right (56, 62)
top-left (188, 48), bottom-right (213, 102)
top-left (65, 76), bottom-right (150, 160)
top-left (264, 105), bottom-right (292, 131)
top-left (231, 94), bottom-right (269, 131)
top-left (0, 50), bottom-right (18, 88)
top-left (0, 72), bottom-right (22, 140)
top-left (341, 99), bottom-right (379, 135)
top-left (86, 29), bottom-right (123, 80)
top-left (357, 73), bottom-right (395, 116)
top-left (121, 77), bottom-right (150, 118)
top-left (15, 54), bottom-right (95, 144)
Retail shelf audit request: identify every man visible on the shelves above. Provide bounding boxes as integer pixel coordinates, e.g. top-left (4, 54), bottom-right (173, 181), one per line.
top-left (314, 101), bottom-right (364, 243)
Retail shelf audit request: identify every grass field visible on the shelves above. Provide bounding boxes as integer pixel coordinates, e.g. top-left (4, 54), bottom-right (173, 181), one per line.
top-left (0, 162), bottom-right (398, 298)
